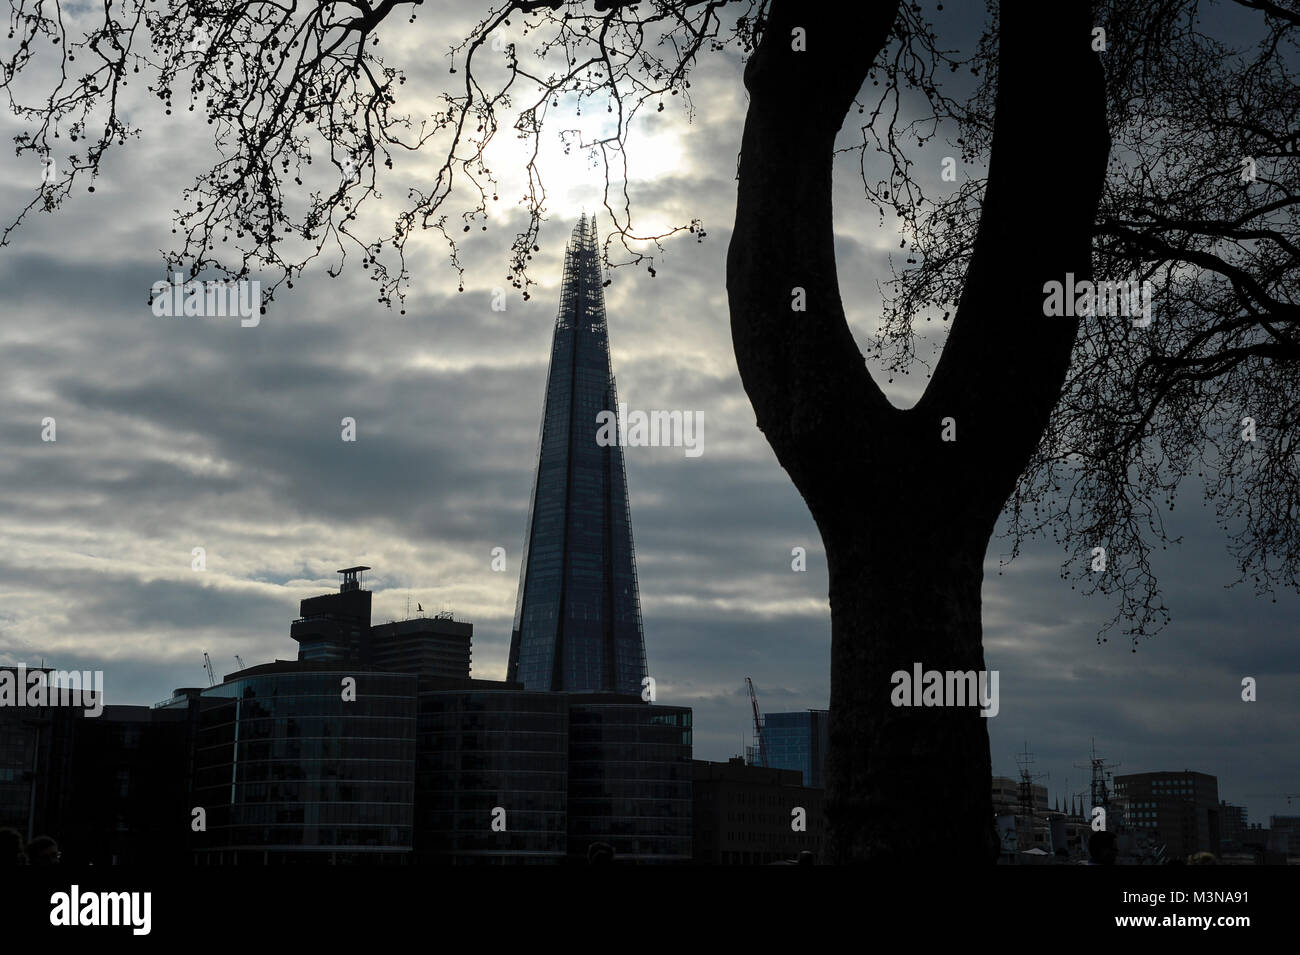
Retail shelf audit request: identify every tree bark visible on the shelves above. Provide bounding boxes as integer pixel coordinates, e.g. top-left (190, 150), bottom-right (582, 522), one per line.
top-left (727, 0), bottom-right (1110, 862)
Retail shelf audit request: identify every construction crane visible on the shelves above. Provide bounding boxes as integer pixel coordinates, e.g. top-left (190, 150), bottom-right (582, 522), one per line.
top-left (202, 651), bottom-right (216, 687)
top-left (233, 655), bottom-right (246, 670)
top-left (746, 677), bottom-right (768, 768)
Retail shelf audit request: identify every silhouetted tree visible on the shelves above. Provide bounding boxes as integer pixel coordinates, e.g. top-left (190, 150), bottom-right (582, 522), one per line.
top-left (4, 0), bottom-right (1297, 863)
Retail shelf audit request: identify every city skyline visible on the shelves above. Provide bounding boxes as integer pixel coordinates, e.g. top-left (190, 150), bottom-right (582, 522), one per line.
top-left (0, 0), bottom-right (1296, 832)
top-left (5, 556), bottom-right (1290, 835)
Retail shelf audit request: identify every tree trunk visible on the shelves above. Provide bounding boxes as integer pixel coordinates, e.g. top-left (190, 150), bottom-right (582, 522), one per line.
top-left (727, 0), bottom-right (1109, 862)
top-left (824, 499), bottom-right (997, 863)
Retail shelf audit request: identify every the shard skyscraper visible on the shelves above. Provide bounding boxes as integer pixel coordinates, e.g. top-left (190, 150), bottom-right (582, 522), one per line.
top-left (507, 215), bottom-right (649, 695)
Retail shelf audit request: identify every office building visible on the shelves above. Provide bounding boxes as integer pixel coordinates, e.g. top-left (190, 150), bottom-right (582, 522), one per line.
top-left (2, 669), bottom-right (194, 864)
top-left (508, 215), bottom-right (649, 694)
top-left (289, 567), bottom-right (472, 679)
top-left (0, 667), bottom-right (76, 847)
top-left (692, 757), bottom-right (824, 864)
top-left (567, 697), bottom-right (692, 863)
top-left (415, 678), bottom-right (569, 864)
top-left (370, 616), bottom-right (472, 678)
top-left (146, 563), bottom-right (692, 864)
top-left (167, 661), bottom-right (419, 864)
top-left (991, 775), bottom-right (1052, 854)
top-left (754, 709), bottom-right (829, 789)
top-left (991, 776), bottom-right (1049, 818)
top-left (1219, 801), bottom-right (1247, 853)
top-left (59, 704), bottom-right (193, 865)
top-left (290, 566), bottom-right (373, 663)
top-left (1268, 815), bottom-right (1300, 857)
top-left (1113, 770), bottom-right (1220, 861)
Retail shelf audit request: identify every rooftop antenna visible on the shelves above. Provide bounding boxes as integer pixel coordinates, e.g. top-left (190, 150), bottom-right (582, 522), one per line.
top-left (1015, 741), bottom-right (1049, 820)
top-left (1075, 738), bottom-right (1121, 822)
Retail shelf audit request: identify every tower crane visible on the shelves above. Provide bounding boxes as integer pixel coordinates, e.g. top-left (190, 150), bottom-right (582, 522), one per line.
top-left (746, 677), bottom-right (768, 768)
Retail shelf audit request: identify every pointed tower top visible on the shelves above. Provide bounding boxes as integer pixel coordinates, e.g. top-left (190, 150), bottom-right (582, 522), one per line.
top-left (508, 209), bottom-right (644, 694)
top-left (569, 215), bottom-right (583, 247)
top-left (568, 214), bottom-right (598, 254)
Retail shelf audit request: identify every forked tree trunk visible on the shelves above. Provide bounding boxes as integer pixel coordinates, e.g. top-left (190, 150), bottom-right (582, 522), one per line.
top-left (824, 499), bottom-right (998, 862)
top-left (727, 0), bottom-right (1110, 862)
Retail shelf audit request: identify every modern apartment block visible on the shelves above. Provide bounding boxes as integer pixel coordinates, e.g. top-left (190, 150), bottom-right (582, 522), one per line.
top-left (1113, 770), bottom-right (1221, 861)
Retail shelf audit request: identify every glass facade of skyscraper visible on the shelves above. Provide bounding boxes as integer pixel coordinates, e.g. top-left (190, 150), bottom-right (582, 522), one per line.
top-left (415, 684), bottom-right (568, 863)
top-left (567, 700), bottom-right (693, 862)
top-left (759, 710), bottom-right (829, 789)
top-left (187, 664), bottom-right (417, 864)
top-left (509, 216), bottom-right (649, 694)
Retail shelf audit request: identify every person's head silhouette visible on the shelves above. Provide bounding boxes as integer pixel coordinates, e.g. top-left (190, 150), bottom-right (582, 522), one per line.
top-left (25, 835), bottom-right (60, 865)
top-left (1088, 830), bottom-right (1117, 865)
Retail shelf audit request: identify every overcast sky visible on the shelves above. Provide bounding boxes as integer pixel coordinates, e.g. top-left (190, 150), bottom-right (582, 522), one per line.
top-left (0, 2), bottom-right (1296, 825)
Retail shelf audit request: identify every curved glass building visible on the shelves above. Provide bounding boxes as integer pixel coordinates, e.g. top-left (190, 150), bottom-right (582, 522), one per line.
top-left (415, 682), bottom-right (568, 864)
top-left (567, 700), bottom-right (693, 862)
top-left (188, 663), bottom-right (416, 864)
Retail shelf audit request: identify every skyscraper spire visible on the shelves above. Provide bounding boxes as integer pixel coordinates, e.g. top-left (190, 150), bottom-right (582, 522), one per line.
top-left (507, 217), bottom-right (648, 694)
